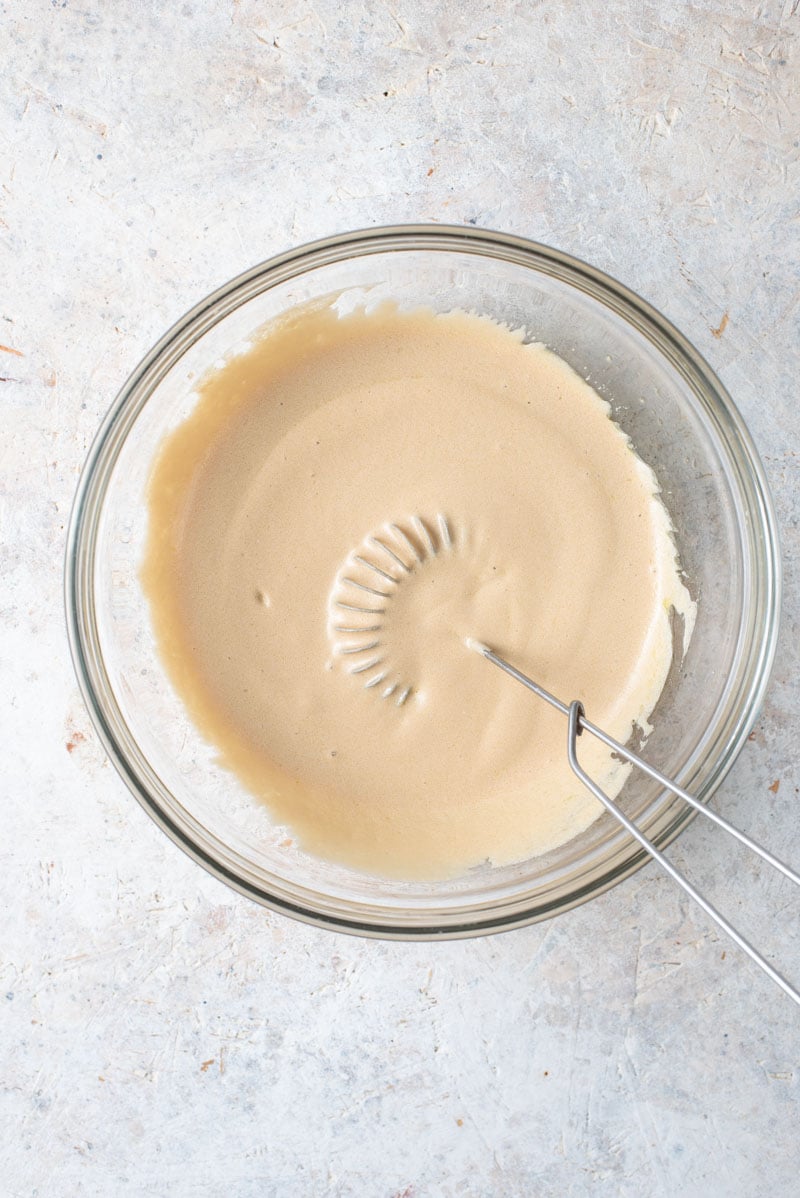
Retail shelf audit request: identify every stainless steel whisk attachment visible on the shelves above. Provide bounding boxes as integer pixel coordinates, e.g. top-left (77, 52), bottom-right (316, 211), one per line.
top-left (468, 640), bottom-right (800, 1009)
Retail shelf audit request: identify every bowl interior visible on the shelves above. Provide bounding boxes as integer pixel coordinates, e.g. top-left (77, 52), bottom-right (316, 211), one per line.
top-left (69, 230), bottom-right (778, 935)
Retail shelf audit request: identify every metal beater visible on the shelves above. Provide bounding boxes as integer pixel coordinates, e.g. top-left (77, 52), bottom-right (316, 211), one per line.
top-left (467, 639), bottom-right (800, 1009)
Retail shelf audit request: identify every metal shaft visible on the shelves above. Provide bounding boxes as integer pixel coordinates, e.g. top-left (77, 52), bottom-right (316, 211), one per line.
top-left (471, 641), bottom-right (800, 1010)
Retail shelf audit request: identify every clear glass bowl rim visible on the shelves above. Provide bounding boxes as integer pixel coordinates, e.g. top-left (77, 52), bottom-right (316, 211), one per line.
top-left (64, 224), bottom-right (782, 939)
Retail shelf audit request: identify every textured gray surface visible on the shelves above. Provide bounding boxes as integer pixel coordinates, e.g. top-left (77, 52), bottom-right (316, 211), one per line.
top-left (3, 2), bottom-right (800, 1195)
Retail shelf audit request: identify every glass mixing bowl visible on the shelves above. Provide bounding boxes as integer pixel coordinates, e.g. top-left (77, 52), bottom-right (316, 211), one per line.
top-left (65, 226), bottom-right (781, 938)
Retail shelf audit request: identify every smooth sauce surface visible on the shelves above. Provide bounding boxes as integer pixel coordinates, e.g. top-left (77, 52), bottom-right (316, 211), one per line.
top-left (143, 303), bottom-right (694, 879)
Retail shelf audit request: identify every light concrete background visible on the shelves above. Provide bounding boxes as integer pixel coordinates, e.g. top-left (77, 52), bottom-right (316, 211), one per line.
top-left (3, 2), bottom-right (799, 1195)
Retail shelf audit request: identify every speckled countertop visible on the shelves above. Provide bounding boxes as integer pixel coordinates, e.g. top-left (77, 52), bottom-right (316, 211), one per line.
top-left (3, 3), bottom-right (799, 1195)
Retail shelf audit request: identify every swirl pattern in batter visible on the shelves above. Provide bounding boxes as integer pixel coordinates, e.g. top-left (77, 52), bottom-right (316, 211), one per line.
top-left (142, 302), bottom-right (694, 879)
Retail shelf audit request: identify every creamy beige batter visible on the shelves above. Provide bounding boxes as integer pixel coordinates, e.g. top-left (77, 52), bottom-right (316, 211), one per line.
top-left (142, 302), bottom-right (694, 879)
